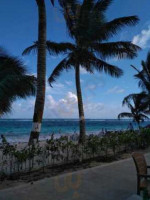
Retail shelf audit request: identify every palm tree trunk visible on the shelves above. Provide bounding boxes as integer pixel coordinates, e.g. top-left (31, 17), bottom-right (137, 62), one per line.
top-left (29, 0), bottom-right (46, 145)
top-left (138, 122), bottom-right (141, 130)
top-left (75, 64), bottom-right (86, 143)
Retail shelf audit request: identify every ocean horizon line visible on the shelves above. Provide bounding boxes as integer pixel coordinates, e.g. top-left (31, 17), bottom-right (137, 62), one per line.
top-left (0, 118), bottom-right (143, 120)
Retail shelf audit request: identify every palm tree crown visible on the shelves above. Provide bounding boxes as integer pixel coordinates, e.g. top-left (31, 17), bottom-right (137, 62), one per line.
top-left (48, 0), bottom-right (140, 82)
top-left (0, 48), bottom-right (36, 116)
top-left (118, 94), bottom-right (149, 128)
top-left (129, 52), bottom-right (150, 110)
top-left (131, 52), bottom-right (150, 92)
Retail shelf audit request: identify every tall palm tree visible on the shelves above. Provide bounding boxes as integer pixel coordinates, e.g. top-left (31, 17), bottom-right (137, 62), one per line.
top-left (28, 0), bottom-right (47, 145)
top-left (24, 0), bottom-right (140, 143)
top-left (118, 94), bottom-right (149, 129)
top-left (28, 0), bottom-right (77, 144)
top-left (0, 48), bottom-right (36, 116)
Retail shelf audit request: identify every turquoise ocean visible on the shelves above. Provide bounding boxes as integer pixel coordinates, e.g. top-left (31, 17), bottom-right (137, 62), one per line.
top-left (0, 119), bottom-right (150, 143)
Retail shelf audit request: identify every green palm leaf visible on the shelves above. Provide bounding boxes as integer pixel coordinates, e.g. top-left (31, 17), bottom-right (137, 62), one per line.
top-left (0, 48), bottom-right (36, 116)
top-left (92, 42), bottom-right (140, 59)
top-left (91, 56), bottom-right (123, 77)
top-left (60, 0), bottom-right (80, 37)
top-left (23, 41), bottom-right (75, 56)
top-left (119, 93), bottom-right (149, 125)
top-left (96, 16), bottom-right (139, 41)
top-left (48, 56), bottom-right (73, 86)
top-left (22, 42), bottom-right (38, 55)
top-left (51, 0), bottom-right (54, 6)
top-left (132, 52), bottom-right (150, 92)
top-left (93, 0), bottom-right (112, 13)
top-left (118, 112), bottom-right (133, 119)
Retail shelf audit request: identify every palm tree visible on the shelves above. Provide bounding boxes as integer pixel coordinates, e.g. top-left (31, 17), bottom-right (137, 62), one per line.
top-left (52, 0), bottom-right (140, 143)
top-left (0, 48), bottom-right (36, 116)
top-left (131, 52), bottom-right (150, 92)
top-left (28, 0), bottom-right (77, 144)
top-left (118, 94), bottom-right (149, 129)
top-left (126, 52), bottom-right (150, 111)
top-left (27, 0), bottom-right (47, 145)
top-left (24, 0), bottom-right (140, 143)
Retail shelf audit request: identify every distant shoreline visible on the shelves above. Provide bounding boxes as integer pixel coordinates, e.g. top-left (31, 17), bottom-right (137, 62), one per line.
top-left (0, 119), bottom-right (150, 143)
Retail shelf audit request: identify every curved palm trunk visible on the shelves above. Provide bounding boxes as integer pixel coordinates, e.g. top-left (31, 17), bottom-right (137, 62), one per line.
top-left (75, 64), bottom-right (86, 143)
top-left (137, 121), bottom-right (141, 130)
top-left (29, 0), bottom-right (46, 145)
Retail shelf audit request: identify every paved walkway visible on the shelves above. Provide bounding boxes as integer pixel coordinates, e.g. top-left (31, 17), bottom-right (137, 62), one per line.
top-left (0, 154), bottom-right (149, 200)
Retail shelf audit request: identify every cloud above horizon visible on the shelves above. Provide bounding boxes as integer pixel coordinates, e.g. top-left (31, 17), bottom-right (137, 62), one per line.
top-left (2, 73), bottom-right (128, 119)
top-left (7, 90), bottom-right (127, 119)
top-left (132, 25), bottom-right (150, 48)
top-left (106, 86), bottom-right (125, 94)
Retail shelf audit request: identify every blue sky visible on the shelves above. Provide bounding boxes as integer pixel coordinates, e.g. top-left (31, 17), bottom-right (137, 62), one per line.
top-left (0, 0), bottom-right (150, 119)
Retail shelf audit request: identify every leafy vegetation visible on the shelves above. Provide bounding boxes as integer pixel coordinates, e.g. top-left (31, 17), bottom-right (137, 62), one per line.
top-left (0, 48), bottom-right (36, 116)
top-left (118, 93), bottom-right (149, 128)
top-left (1, 129), bottom-right (150, 179)
top-left (119, 52), bottom-right (150, 128)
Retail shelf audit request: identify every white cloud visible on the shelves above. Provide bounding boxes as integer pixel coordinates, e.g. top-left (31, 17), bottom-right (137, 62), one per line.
top-left (80, 67), bottom-right (87, 74)
top-left (45, 95), bottom-right (126, 119)
top-left (106, 86), bottom-right (125, 94)
top-left (8, 92), bottom-right (128, 119)
top-left (65, 81), bottom-right (73, 86)
top-left (53, 83), bottom-right (64, 88)
top-left (86, 82), bottom-right (104, 91)
top-left (85, 102), bottom-right (104, 113)
top-left (6, 78), bottom-right (126, 119)
top-left (10, 98), bottom-right (35, 118)
top-left (9, 92), bottom-right (78, 119)
top-left (132, 25), bottom-right (150, 48)
top-left (91, 104), bottom-right (128, 119)
top-left (44, 92), bottom-right (78, 118)
top-left (87, 84), bottom-right (97, 90)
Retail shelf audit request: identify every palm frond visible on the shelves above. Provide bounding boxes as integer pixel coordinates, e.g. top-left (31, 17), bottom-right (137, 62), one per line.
top-left (60, 0), bottom-right (80, 37)
top-left (118, 112), bottom-right (133, 119)
top-left (93, 0), bottom-right (112, 13)
top-left (0, 56), bottom-right (26, 77)
top-left (48, 56), bottom-right (73, 86)
top-left (14, 75), bottom-right (36, 98)
top-left (93, 42), bottom-right (140, 59)
top-left (146, 51), bottom-right (150, 69)
top-left (120, 92), bottom-right (150, 125)
top-left (50, 0), bottom-right (54, 6)
top-left (46, 41), bottom-right (75, 54)
top-left (131, 65), bottom-right (140, 73)
top-left (72, 50), bottom-right (123, 77)
top-left (97, 16), bottom-right (139, 41)
top-left (139, 113), bottom-right (149, 120)
top-left (78, 0), bottom-right (95, 22)
top-left (122, 92), bottom-right (149, 109)
top-left (132, 53), bottom-right (150, 92)
top-left (122, 93), bottom-right (146, 106)
top-left (92, 57), bottom-right (123, 78)
top-left (0, 96), bottom-right (12, 115)
top-left (0, 48), bottom-right (36, 116)
top-left (22, 42), bottom-right (38, 56)
top-left (23, 41), bottom-right (75, 56)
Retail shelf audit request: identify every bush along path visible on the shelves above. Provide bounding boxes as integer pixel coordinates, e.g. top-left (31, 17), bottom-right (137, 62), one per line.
top-left (0, 128), bottom-right (150, 182)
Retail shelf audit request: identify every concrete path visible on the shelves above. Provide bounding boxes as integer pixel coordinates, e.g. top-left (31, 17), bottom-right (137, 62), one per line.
top-left (0, 154), bottom-right (149, 200)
